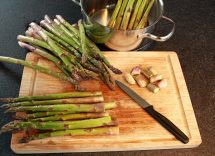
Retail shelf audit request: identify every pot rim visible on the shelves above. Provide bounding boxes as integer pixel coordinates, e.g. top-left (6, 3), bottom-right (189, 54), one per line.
top-left (80, 0), bottom-right (164, 32)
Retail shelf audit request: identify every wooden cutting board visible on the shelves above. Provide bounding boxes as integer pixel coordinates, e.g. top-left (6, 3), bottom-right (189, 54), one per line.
top-left (11, 52), bottom-right (201, 153)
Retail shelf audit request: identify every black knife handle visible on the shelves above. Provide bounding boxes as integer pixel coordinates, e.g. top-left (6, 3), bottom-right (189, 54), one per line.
top-left (145, 105), bottom-right (189, 144)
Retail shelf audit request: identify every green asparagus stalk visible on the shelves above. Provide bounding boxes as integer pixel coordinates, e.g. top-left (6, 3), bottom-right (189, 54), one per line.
top-left (43, 29), bottom-right (81, 59)
top-left (18, 41), bottom-right (70, 77)
top-left (5, 102), bottom-right (116, 113)
top-left (44, 14), bottom-right (53, 24)
top-left (53, 18), bottom-right (80, 45)
top-left (78, 20), bottom-right (89, 63)
top-left (1, 96), bottom-right (104, 108)
top-left (30, 22), bottom-right (82, 81)
top-left (56, 15), bottom-right (79, 37)
top-left (25, 27), bottom-right (43, 40)
top-left (16, 111), bottom-right (97, 119)
top-left (120, 0), bottom-right (135, 30)
top-left (27, 126), bottom-right (119, 141)
top-left (26, 28), bottom-right (91, 79)
top-left (0, 116), bottom-right (117, 133)
top-left (17, 35), bottom-right (51, 51)
top-left (39, 20), bottom-right (104, 74)
top-left (29, 112), bottom-right (109, 122)
top-left (0, 56), bottom-right (81, 90)
top-left (114, 0), bottom-right (129, 29)
top-left (55, 15), bottom-right (122, 74)
top-left (5, 102), bottom-right (117, 113)
top-left (0, 91), bottom-right (102, 103)
top-left (136, 0), bottom-right (155, 29)
top-left (133, 0), bottom-right (148, 29)
top-left (128, 0), bottom-right (143, 29)
top-left (40, 20), bottom-right (80, 50)
top-left (108, 0), bottom-right (123, 27)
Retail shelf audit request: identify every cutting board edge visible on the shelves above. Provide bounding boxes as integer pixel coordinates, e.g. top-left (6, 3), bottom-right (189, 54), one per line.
top-left (11, 141), bottom-right (201, 154)
top-left (167, 52), bottom-right (202, 143)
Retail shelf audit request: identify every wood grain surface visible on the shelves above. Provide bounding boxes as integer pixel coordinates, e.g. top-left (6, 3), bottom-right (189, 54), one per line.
top-left (10, 52), bottom-right (201, 154)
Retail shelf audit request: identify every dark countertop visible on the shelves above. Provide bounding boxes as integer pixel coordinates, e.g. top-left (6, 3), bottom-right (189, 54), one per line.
top-left (0, 0), bottom-right (214, 155)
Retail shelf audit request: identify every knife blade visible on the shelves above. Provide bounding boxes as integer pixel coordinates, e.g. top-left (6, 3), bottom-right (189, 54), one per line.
top-left (115, 80), bottom-right (189, 144)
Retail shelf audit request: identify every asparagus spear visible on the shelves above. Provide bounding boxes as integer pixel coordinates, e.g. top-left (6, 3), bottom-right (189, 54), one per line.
top-left (40, 20), bottom-right (80, 50)
top-left (120, 0), bottom-right (135, 30)
top-left (128, 0), bottom-right (143, 29)
top-left (27, 126), bottom-right (119, 141)
top-left (29, 112), bottom-right (109, 122)
top-left (136, 0), bottom-right (155, 29)
top-left (5, 102), bottom-right (116, 113)
top-left (78, 20), bottom-right (88, 63)
top-left (56, 15), bottom-right (122, 74)
top-left (40, 20), bottom-right (104, 73)
top-left (1, 96), bottom-right (104, 108)
top-left (25, 27), bottom-right (43, 40)
top-left (133, 0), bottom-right (148, 29)
top-left (53, 18), bottom-right (80, 45)
top-left (43, 29), bottom-right (81, 59)
top-left (0, 116), bottom-right (116, 133)
top-left (44, 14), bottom-right (53, 24)
top-left (56, 15), bottom-right (79, 37)
top-left (16, 111), bottom-right (102, 119)
top-left (108, 0), bottom-right (123, 27)
top-left (17, 35), bottom-right (50, 51)
top-left (30, 22), bottom-right (82, 81)
top-left (114, 0), bottom-right (129, 29)
top-left (0, 56), bottom-right (81, 90)
top-left (0, 91), bottom-right (102, 103)
top-left (18, 41), bottom-right (70, 77)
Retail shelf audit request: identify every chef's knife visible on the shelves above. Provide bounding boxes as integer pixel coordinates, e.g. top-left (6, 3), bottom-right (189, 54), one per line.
top-left (115, 80), bottom-right (189, 144)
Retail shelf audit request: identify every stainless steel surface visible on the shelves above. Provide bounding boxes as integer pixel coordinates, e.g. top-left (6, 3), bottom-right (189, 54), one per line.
top-left (72, 0), bottom-right (175, 51)
top-left (115, 80), bottom-right (151, 108)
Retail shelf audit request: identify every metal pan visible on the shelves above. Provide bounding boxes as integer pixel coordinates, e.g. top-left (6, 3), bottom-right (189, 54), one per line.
top-left (72, 0), bottom-right (175, 51)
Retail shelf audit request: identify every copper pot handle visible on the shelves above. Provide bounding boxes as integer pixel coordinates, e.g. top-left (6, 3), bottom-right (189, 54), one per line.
top-left (71, 0), bottom-right (81, 6)
top-left (138, 16), bottom-right (175, 42)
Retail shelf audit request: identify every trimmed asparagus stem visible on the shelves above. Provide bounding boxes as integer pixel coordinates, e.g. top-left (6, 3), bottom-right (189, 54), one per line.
top-left (0, 91), bottom-right (102, 103)
top-left (114, 0), bottom-right (129, 29)
top-left (18, 41), bottom-right (70, 77)
top-left (1, 96), bottom-right (104, 108)
top-left (28, 126), bottom-right (119, 141)
top-left (136, 0), bottom-right (155, 29)
top-left (128, 0), bottom-right (143, 29)
top-left (0, 56), bottom-right (80, 90)
top-left (78, 20), bottom-right (89, 63)
top-left (108, 0), bottom-right (123, 27)
top-left (120, 0), bottom-right (135, 30)
top-left (133, 0), bottom-right (148, 29)
top-left (29, 112), bottom-right (109, 122)
top-left (0, 116), bottom-right (116, 133)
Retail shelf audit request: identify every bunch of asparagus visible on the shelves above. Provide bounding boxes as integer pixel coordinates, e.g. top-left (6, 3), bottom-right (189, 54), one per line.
top-left (0, 92), bottom-right (119, 142)
top-left (108, 0), bottom-right (155, 30)
top-left (0, 15), bottom-right (122, 91)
